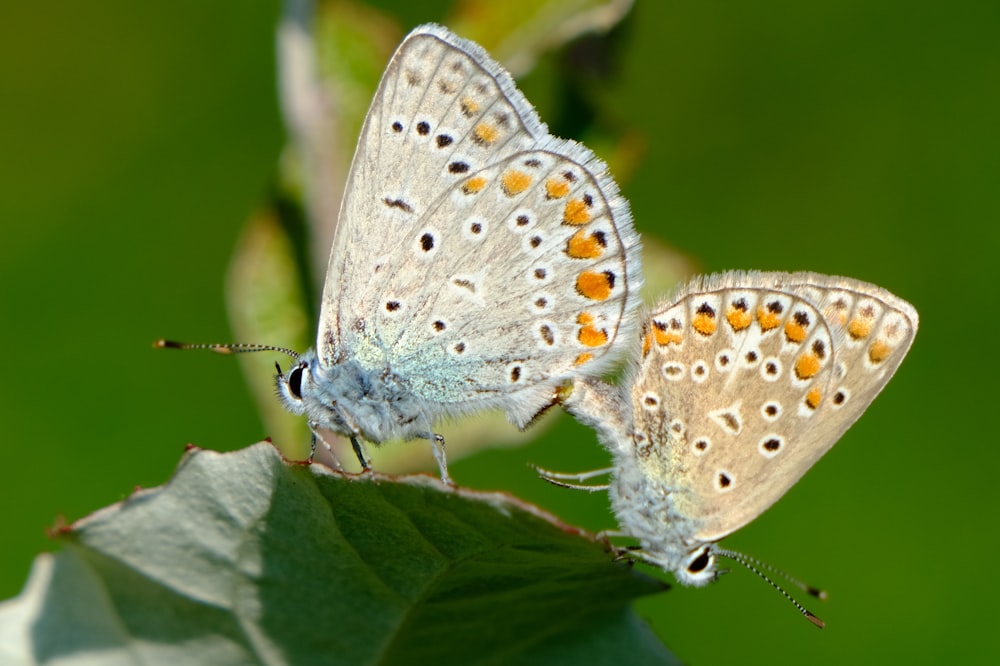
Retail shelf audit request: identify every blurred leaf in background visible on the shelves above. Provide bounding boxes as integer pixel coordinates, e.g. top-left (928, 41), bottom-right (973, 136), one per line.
top-left (1, 0), bottom-right (997, 663)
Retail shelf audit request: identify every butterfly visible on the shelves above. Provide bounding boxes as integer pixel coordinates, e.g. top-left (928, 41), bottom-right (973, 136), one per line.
top-left (545, 271), bottom-right (917, 625)
top-left (159, 24), bottom-right (641, 482)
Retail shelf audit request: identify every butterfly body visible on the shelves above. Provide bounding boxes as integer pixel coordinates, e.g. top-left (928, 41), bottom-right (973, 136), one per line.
top-left (276, 351), bottom-right (432, 445)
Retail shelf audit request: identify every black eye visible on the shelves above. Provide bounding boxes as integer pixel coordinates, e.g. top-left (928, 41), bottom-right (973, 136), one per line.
top-left (688, 548), bottom-right (711, 573)
top-left (288, 365), bottom-right (304, 399)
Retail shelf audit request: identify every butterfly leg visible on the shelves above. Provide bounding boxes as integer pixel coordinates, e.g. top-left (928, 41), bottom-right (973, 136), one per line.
top-left (533, 465), bottom-right (613, 492)
top-left (307, 422), bottom-right (345, 471)
top-left (589, 532), bottom-right (657, 567)
top-left (595, 529), bottom-right (629, 540)
top-left (348, 436), bottom-right (372, 473)
top-left (419, 433), bottom-right (453, 486)
top-left (601, 540), bottom-right (660, 567)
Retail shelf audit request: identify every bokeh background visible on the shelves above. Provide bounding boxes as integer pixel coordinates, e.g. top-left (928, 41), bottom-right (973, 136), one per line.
top-left (1, 1), bottom-right (996, 663)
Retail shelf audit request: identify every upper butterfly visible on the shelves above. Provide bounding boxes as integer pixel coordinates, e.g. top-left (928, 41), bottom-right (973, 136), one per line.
top-left (557, 271), bottom-right (916, 614)
top-left (159, 24), bottom-right (641, 483)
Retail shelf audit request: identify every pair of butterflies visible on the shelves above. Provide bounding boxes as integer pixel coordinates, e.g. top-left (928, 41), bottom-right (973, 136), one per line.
top-left (161, 24), bottom-right (917, 621)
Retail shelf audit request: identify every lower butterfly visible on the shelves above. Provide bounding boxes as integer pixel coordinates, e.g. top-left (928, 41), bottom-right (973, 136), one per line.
top-left (542, 270), bottom-right (918, 626)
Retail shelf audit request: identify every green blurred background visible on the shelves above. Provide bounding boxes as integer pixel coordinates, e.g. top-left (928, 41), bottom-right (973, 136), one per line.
top-left (1, 0), bottom-right (995, 663)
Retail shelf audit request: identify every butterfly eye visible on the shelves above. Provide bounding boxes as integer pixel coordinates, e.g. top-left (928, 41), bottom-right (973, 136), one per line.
top-left (687, 548), bottom-right (712, 574)
top-left (288, 364), bottom-right (305, 400)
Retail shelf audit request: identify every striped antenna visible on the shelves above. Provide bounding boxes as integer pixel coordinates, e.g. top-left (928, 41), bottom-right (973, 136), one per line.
top-left (715, 547), bottom-right (828, 628)
top-left (153, 339), bottom-right (300, 360)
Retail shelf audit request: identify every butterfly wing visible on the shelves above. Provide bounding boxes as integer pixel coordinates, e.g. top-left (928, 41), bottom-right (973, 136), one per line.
top-left (317, 24), bottom-right (641, 426)
top-left (631, 271), bottom-right (917, 542)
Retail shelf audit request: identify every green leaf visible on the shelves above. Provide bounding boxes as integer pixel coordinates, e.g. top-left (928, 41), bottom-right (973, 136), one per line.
top-left (1, 443), bottom-right (676, 665)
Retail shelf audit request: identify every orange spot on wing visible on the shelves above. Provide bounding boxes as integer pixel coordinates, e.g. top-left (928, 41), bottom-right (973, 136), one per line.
top-left (546, 177), bottom-right (570, 199)
top-left (784, 321), bottom-right (807, 343)
top-left (576, 271), bottom-right (613, 300)
top-left (642, 331), bottom-right (652, 357)
top-left (869, 340), bottom-right (892, 363)
top-left (462, 176), bottom-right (487, 194)
top-left (726, 307), bottom-right (752, 331)
top-left (501, 169), bottom-right (531, 196)
top-left (692, 313), bottom-right (716, 336)
top-left (574, 352), bottom-right (593, 366)
top-left (757, 307), bottom-right (781, 331)
top-left (653, 321), bottom-right (682, 346)
top-left (474, 123), bottom-right (499, 145)
top-left (795, 353), bottom-right (822, 379)
top-left (848, 318), bottom-right (872, 340)
top-left (578, 324), bottom-right (609, 347)
top-left (566, 229), bottom-right (604, 259)
top-left (805, 387), bottom-right (822, 409)
top-left (461, 97), bottom-right (480, 116)
top-left (563, 198), bottom-right (591, 225)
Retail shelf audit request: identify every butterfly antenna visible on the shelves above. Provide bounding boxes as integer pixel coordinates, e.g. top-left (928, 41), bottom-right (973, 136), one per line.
top-left (715, 548), bottom-right (826, 629)
top-left (154, 340), bottom-right (300, 360)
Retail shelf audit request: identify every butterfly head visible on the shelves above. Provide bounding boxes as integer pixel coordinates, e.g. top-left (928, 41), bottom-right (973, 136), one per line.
top-left (274, 349), bottom-right (333, 426)
top-left (274, 357), bottom-right (309, 416)
top-left (274, 350), bottom-right (357, 437)
top-left (625, 535), bottom-right (723, 587)
top-left (674, 545), bottom-right (722, 587)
